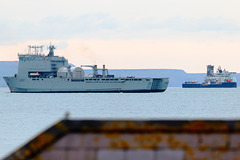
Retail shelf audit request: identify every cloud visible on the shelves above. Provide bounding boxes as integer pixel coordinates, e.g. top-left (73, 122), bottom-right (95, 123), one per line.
top-left (134, 16), bottom-right (240, 32)
top-left (0, 14), bottom-right (118, 45)
top-left (1, 14), bottom-right (240, 46)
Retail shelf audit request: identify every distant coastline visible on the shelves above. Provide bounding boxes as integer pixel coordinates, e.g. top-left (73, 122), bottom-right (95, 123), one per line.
top-left (1, 61), bottom-right (239, 87)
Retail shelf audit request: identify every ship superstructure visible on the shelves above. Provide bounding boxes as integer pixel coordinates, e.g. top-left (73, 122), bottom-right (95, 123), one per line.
top-left (182, 65), bottom-right (237, 88)
top-left (4, 45), bottom-right (169, 93)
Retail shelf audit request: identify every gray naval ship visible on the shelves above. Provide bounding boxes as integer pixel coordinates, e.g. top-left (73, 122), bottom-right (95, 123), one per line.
top-left (4, 45), bottom-right (169, 93)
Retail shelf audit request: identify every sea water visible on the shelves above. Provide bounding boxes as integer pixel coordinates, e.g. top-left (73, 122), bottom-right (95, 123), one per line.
top-left (0, 87), bottom-right (240, 158)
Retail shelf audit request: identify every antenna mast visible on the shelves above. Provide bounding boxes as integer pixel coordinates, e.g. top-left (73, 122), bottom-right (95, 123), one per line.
top-left (28, 45), bottom-right (44, 54)
top-left (48, 43), bottom-right (56, 57)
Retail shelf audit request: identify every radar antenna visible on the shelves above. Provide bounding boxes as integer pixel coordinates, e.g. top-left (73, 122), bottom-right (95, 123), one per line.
top-left (48, 43), bottom-right (56, 57)
top-left (217, 66), bottom-right (222, 74)
top-left (28, 45), bottom-right (44, 55)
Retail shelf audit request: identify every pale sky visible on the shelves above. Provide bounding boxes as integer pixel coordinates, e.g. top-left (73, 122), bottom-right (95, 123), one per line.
top-left (0, 0), bottom-right (240, 73)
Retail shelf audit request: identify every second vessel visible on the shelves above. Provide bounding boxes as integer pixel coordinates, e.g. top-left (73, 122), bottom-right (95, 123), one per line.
top-left (182, 65), bottom-right (237, 88)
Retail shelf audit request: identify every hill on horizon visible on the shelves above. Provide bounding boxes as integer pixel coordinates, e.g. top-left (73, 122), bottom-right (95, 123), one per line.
top-left (1, 61), bottom-right (239, 88)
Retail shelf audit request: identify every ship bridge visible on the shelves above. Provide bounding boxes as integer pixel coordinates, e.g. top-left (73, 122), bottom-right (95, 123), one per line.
top-left (17, 45), bottom-right (68, 78)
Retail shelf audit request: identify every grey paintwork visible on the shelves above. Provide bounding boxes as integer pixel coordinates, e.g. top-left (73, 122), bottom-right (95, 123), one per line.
top-left (4, 45), bottom-right (169, 93)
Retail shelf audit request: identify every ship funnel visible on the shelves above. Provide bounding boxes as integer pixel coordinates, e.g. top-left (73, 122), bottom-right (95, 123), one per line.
top-left (207, 65), bottom-right (214, 76)
top-left (102, 65), bottom-right (106, 78)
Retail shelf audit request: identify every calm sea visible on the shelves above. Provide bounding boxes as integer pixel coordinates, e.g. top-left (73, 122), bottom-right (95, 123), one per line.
top-left (1, 87), bottom-right (240, 158)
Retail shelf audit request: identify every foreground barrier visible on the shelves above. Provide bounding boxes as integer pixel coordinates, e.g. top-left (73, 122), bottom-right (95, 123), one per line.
top-left (4, 120), bottom-right (240, 160)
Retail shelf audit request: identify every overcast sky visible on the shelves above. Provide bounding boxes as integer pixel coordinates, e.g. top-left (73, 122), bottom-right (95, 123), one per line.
top-left (1, 0), bottom-right (240, 72)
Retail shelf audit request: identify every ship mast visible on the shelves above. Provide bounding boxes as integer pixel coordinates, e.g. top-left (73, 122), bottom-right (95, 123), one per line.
top-left (48, 44), bottom-right (56, 57)
top-left (28, 45), bottom-right (44, 55)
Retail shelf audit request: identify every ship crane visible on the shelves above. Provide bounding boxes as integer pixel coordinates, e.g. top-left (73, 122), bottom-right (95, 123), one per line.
top-left (81, 65), bottom-right (98, 77)
top-left (81, 65), bottom-right (109, 78)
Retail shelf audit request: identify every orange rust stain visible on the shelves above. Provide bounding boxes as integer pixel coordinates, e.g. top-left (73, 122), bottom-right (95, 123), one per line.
top-left (28, 133), bottom-right (55, 150)
top-left (212, 153), bottom-right (221, 160)
top-left (109, 140), bottom-right (130, 149)
top-left (134, 134), bottom-right (163, 142)
top-left (104, 133), bottom-right (121, 138)
top-left (167, 135), bottom-right (181, 149)
top-left (93, 137), bottom-right (99, 142)
top-left (97, 121), bottom-right (232, 133)
top-left (100, 122), bottom-right (137, 130)
top-left (100, 122), bottom-right (165, 131)
top-left (217, 146), bottom-right (230, 152)
top-left (186, 152), bottom-right (209, 160)
top-left (221, 135), bottom-right (229, 141)
top-left (105, 133), bottom-right (168, 149)
top-left (24, 149), bottom-right (30, 157)
top-left (132, 134), bottom-right (165, 149)
top-left (104, 133), bottom-right (130, 149)
top-left (193, 158), bottom-right (208, 160)
top-left (199, 145), bottom-right (229, 151)
top-left (54, 122), bottom-right (69, 133)
top-left (119, 140), bottom-right (130, 148)
top-left (183, 121), bottom-right (229, 132)
top-left (167, 134), bottom-right (193, 150)
top-left (140, 144), bottom-right (158, 149)
top-left (199, 145), bottom-right (209, 151)
top-left (185, 148), bottom-right (194, 156)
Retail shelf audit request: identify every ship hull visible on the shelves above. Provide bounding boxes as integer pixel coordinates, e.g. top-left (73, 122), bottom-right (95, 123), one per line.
top-left (3, 77), bottom-right (169, 93)
top-left (182, 82), bottom-right (237, 88)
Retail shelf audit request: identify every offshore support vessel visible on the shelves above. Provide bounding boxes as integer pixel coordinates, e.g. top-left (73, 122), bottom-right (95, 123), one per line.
top-left (3, 45), bottom-right (169, 93)
top-left (182, 65), bottom-right (237, 88)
